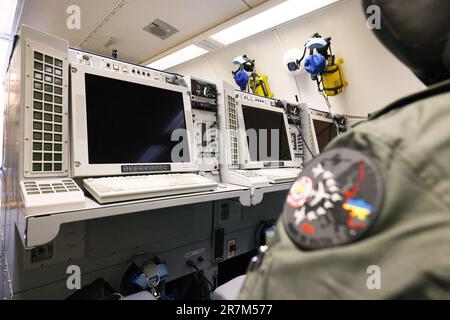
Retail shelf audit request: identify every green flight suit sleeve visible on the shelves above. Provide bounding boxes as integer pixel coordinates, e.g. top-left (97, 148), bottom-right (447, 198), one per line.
top-left (239, 91), bottom-right (450, 299)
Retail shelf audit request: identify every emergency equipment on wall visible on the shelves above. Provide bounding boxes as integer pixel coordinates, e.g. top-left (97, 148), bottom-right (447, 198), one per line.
top-left (232, 54), bottom-right (274, 98)
top-left (291, 33), bottom-right (348, 96)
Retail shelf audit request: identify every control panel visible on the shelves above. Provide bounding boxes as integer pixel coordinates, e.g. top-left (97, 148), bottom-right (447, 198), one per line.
top-left (24, 40), bottom-right (70, 178)
top-left (68, 49), bottom-right (186, 88)
top-left (185, 76), bottom-right (220, 173)
top-left (235, 91), bottom-right (276, 108)
top-left (189, 77), bottom-right (218, 111)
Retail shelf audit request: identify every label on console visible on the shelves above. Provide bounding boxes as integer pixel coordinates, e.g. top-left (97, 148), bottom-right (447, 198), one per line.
top-left (263, 162), bottom-right (285, 168)
top-left (121, 164), bottom-right (171, 173)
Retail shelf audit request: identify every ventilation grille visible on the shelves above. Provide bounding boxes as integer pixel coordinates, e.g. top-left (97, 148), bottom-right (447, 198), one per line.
top-left (227, 95), bottom-right (239, 168)
top-left (143, 19), bottom-right (179, 40)
top-left (23, 180), bottom-right (80, 195)
top-left (197, 38), bottom-right (223, 51)
top-left (30, 50), bottom-right (65, 174)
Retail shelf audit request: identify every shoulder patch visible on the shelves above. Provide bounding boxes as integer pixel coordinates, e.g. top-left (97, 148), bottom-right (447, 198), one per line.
top-left (283, 148), bottom-right (384, 250)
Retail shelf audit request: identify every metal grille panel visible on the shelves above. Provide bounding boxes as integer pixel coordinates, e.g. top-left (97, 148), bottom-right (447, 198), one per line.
top-left (31, 50), bottom-right (64, 173)
top-left (23, 180), bottom-right (80, 195)
top-left (227, 95), bottom-right (239, 168)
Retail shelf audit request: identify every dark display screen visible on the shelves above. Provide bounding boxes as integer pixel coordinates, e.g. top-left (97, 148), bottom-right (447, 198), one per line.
top-left (313, 119), bottom-right (338, 153)
top-left (241, 105), bottom-right (292, 162)
top-left (84, 73), bottom-right (189, 164)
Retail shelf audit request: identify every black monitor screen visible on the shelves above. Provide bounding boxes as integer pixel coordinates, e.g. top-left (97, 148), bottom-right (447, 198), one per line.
top-left (313, 119), bottom-right (338, 153)
top-left (241, 105), bottom-right (292, 162)
top-left (84, 73), bottom-right (189, 164)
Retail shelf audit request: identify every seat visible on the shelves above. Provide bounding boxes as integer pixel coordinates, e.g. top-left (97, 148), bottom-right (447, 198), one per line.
top-left (120, 290), bottom-right (157, 300)
top-left (211, 275), bottom-right (246, 300)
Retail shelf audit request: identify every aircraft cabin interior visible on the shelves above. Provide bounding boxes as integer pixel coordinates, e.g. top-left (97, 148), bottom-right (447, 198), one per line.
top-left (1, 0), bottom-right (449, 304)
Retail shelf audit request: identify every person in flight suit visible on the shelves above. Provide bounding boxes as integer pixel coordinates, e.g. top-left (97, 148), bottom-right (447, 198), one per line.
top-left (239, 0), bottom-right (450, 299)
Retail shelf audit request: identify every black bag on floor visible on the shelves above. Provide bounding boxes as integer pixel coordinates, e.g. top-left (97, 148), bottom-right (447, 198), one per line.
top-left (66, 278), bottom-right (120, 300)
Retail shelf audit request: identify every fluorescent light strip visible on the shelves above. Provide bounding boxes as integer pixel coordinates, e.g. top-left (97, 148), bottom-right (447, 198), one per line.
top-left (210, 0), bottom-right (339, 45)
top-left (147, 45), bottom-right (209, 70)
top-left (0, 0), bottom-right (18, 35)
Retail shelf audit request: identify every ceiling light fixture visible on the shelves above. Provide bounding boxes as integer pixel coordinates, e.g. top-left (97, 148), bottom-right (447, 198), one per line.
top-left (210, 0), bottom-right (340, 45)
top-left (147, 44), bottom-right (209, 70)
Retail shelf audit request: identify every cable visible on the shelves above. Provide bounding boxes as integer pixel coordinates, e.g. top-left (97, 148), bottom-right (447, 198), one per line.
top-left (199, 273), bottom-right (214, 295)
top-left (318, 88), bottom-right (341, 138)
top-left (187, 260), bottom-right (215, 297)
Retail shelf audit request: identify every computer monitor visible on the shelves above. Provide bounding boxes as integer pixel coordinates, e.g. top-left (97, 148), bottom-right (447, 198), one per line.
top-left (70, 63), bottom-right (197, 177)
top-left (310, 113), bottom-right (338, 154)
top-left (236, 94), bottom-right (296, 169)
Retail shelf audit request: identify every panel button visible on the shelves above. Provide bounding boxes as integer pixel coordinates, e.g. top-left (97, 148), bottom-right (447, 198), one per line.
top-left (44, 75), bottom-right (53, 83)
top-left (44, 113), bottom-right (52, 122)
top-left (44, 84), bottom-right (53, 93)
top-left (34, 51), bottom-right (43, 61)
top-left (33, 142), bottom-right (42, 151)
top-left (34, 81), bottom-right (43, 90)
top-left (33, 91), bottom-right (43, 100)
top-left (54, 86), bottom-right (62, 95)
top-left (54, 105), bottom-right (62, 113)
top-left (33, 153), bottom-right (42, 161)
top-left (45, 55), bottom-right (54, 65)
top-left (44, 133), bottom-right (52, 141)
top-left (45, 65), bottom-right (53, 74)
top-left (44, 123), bottom-right (52, 131)
top-left (33, 132), bottom-right (42, 140)
top-left (44, 94), bottom-right (53, 102)
top-left (33, 112), bottom-right (42, 120)
top-left (33, 101), bottom-right (43, 110)
top-left (34, 61), bottom-right (43, 71)
top-left (44, 143), bottom-right (52, 151)
top-left (33, 122), bottom-right (42, 130)
top-left (54, 96), bottom-right (62, 104)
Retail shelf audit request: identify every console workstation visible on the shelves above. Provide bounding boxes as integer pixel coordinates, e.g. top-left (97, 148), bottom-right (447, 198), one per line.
top-left (1, 0), bottom-right (446, 303)
top-left (1, 19), bottom-right (347, 301)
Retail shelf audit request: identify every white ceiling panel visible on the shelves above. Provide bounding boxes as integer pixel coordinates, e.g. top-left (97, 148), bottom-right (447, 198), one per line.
top-left (82, 0), bottom-right (261, 63)
top-left (20, 0), bottom-right (120, 46)
top-left (243, 0), bottom-right (268, 8)
top-left (19, 0), bottom-right (269, 64)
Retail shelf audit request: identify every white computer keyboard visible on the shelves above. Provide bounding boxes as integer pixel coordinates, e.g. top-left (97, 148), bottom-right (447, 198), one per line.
top-left (254, 168), bottom-right (302, 183)
top-left (83, 173), bottom-right (218, 204)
